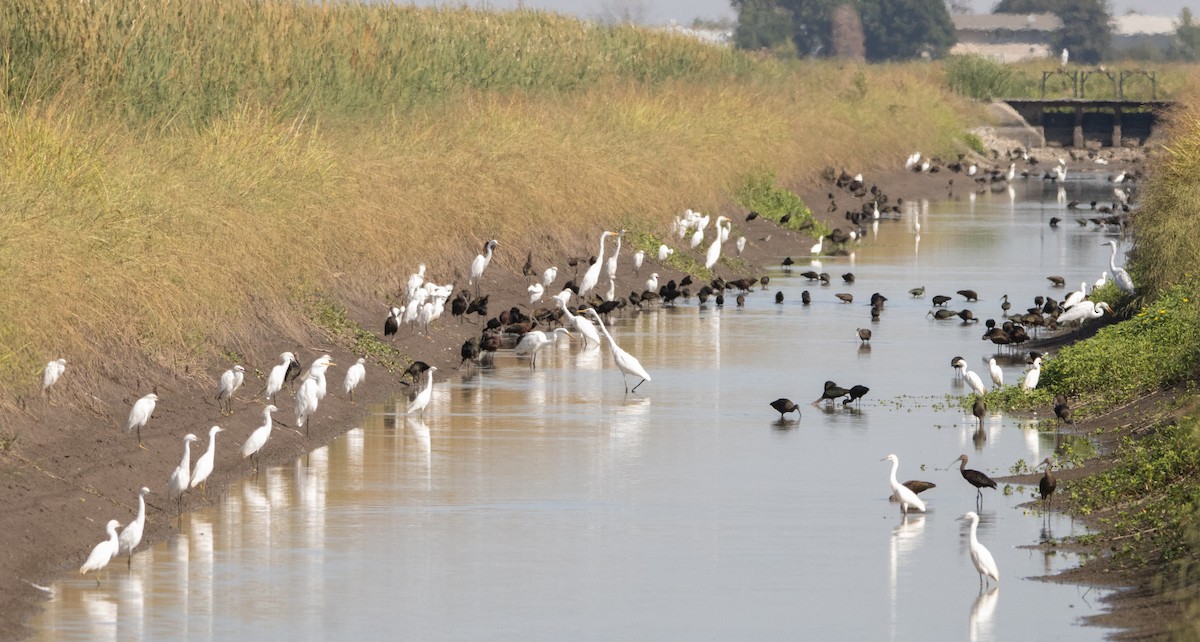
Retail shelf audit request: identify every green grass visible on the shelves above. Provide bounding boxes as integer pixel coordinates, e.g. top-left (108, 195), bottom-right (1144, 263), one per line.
top-left (308, 295), bottom-right (409, 373)
top-left (735, 170), bottom-right (827, 237)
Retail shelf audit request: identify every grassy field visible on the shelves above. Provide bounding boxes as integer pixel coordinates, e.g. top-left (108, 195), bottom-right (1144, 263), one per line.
top-left (943, 55), bottom-right (1200, 101)
top-left (0, 1), bottom-right (974, 399)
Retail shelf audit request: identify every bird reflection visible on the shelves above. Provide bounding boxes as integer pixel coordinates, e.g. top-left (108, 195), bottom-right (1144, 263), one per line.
top-left (969, 587), bottom-right (999, 642)
top-left (80, 589), bottom-right (117, 642)
top-left (889, 514), bottom-right (926, 633)
top-left (857, 343), bottom-right (871, 356)
top-left (771, 418), bottom-right (798, 431)
top-left (406, 416), bottom-right (433, 489)
top-left (973, 425), bottom-right (986, 451)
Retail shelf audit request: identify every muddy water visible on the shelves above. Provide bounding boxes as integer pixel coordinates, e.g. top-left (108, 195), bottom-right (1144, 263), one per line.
top-left (31, 176), bottom-right (1130, 640)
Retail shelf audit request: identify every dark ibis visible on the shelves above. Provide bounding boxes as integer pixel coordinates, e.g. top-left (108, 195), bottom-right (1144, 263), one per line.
top-left (952, 454), bottom-right (997, 503)
top-left (891, 480), bottom-right (935, 500)
top-left (775, 291), bottom-right (784, 304)
top-left (782, 257), bottom-right (794, 270)
top-left (769, 398), bottom-right (801, 421)
top-left (736, 294), bottom-right (745, 307)
top-left (951, 356), bottom-right (966, 378)
top-left (958, 309), bottom-right (976, 322)
top-left (1038, 457), bottom-right (1057, 507)
top-left (957, 289), bottom-right (979, 302)
top-left (842, 384), bottom-right (869, 406)
top-left (929, 309), bottom-right (958, 320)
top-left (813, 381), bottom-right (850, 406)
top-left (522, 251), bottom-right (534, 277)
top-left (972, 396), bottom-right (986, 429)
top-left (1054, 394), bottom-right (1073, 424)
top-left (746, 210), bottom-right (759, 221)
top-left (760, 276), bottom-right (770, 290)
top-left (835, 293), bottom-right (853, 304)
top-left (801, 290), bottom-right (811, 305)
top-left (932, 294), bottom-right (951, 306)
top-left (909, 286), bottom-right (925, 297)
top-left (842, 272), bottom-right (855, 283)
top-left (384, 306), bottom-right (401, 338)
top-left (1047, 275), bottom-right (1065, 287)
top-left (458, 338), bottom-right (480, 370)
top-left (856, 328), bottom-right (871, 343)
top-left (800, 270), bottom-right (820, 281)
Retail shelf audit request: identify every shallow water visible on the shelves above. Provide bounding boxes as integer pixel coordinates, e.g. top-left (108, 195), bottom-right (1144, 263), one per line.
top-left (31, 176), bottom-right (1131, 640)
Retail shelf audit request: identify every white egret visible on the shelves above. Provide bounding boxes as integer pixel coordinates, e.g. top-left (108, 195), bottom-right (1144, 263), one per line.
top-left (689, 224), bottom-right (705, 249)
top-left (585, 308), bottom-right (651, 393)
top-left (117, 487), bottom-right (151, 568)
top-left (189, 425), bottom-right (224, 496)
top-left (168, 433), bottom-right (199, 508)
top-left (1063, 282), bottom-right (1088, 309)
top-left (216, 365), bottom-right (245, 415)
top-left (1023, 357), bottom-right (1042, 390)
top-left (1060, 47), bottom-right (1069, 67)
top-left (987, 358), bottom-right (1003, 389)
top-left (882, 454), bottom-right (926, 515)
top-left (1057, 300), bottom-right (1113, 326)
top-left (967, 163), bottom-right (978, 176)
top-left (469, 239), bottom-right (498, 295)
top-left (905, 152), bottom-right (921, 170)
top-left (125, 393), bottom-right (159, 447)
top-left (657, 244), bottom-right (674, 262)
top-left (295, 357), bottom-right (334, 433)
top-left (645, 272), bottom-right (659, 293)
top-left (958, 511), bottom-right (1000, 588)
top-left (704, 216), bottom-right (730, 270)
top-left (632, 250), bottom-right (644, 274)
top-left (79, 519), bottom-right (121, 582)
top-left (551, 289), bottom-right (572, 307)
top-left (528, 282), bottom-right (545, 304)
top-left (1095, 272), bottom-right (1109, 289)
top-left (604, 277), bottom-right (616, 302)
top-left (407, 366), bottom-right (437, 416)
top-left (343, 357), bottom-right (366, 402)
top-left (810, 235), bottom-right (824, 256)
top-left (405, 263), bottom-right (426, 304)
top-left (514, 328), bottom-right (573, 370)
top-left (309, 355), bottom-right (334, 401)
top-left (557, 299), bottom-right (600, 348)
top-left (579, 231), bottom-right (613, 296)
top-left (1102, 241), bottom-right (1136, 295)
top-left (241, 405), bottom-right (279, 471)
top-left (42, 358), bottom-right (67, 395)
top-left (264, 352), bottom-right (297, 402)
top-left (542, 266), bottom-right (558, 288)
top-left (736, 236), bottom-right (746, 255)
top-left (605, 229), bottom-right (626, 281)
top-left (964, 369), bottom-right (987, 396)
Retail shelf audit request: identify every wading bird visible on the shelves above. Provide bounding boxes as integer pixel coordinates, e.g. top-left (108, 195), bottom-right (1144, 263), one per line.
top-left (958, 511), bottom-right (1000, 588)
top-left (1038, 457), bottom-right (1057, 507)
top-left (1022, 357), bottom-right (1042, 390)
top-left (605, 229), bottom-right (626, 281)
top-left (264, 352), bottom-right (298, 402)
top-left (585, 308), bottom-right (651, 394)
top-left (1057, 301), bottom-right (1113, 326)
top-left (705, 216), bottom-right (730, 270)
top-left (883, 454), bottom-right (926, 515)
top-left (988, 358), bottom-right (1003, 389)
top-left (963, 369), bottom-right (987, 396)
top-left (343, 357), bottom-right (366, 402)
top-left (190, 425), bottom-right (224, 497)
top-left (241, 405), bottom-right (279, 473)
top-left (951, 356), bottom-right (966, 378)
top-left (514, 328), bottom-right (573, 370)
top-left (125, 393), bottom-right (159, 448)
top-left (79, 519), bottom-right (122, 584)
top-left (580, 231), bottom-right (613, 296)
top-left (469, 239), bottom-right (499, 295)
top-left (217, 365), bottom-right (245, 416)
top-left (117, 487), bottom-right (151, 568)
top-left (1102, 240), bottom-right (1136, 295)
top-left (952, 454), bottom-right (998, 504)
top-left (384, 306), bottom-right (401, 339)
top-left (168, 434), bottom-right (199, 509)
top-left (408, 366), bottom-right (437, 416)
top-left (557, 299), bottom-right (600, 349)
top-left (769, 398), bottom-right (801, 421)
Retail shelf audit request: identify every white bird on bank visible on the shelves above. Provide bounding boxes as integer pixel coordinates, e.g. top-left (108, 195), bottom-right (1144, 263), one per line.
top-left (117, 487), bottom-right (151, 568)
top-left (959, 511), bottom-right (1000, 588)
top-left (527, 282), bottom-right (544, 305)
top-left (343, 357), bottom-right (366, 401)
top-left (964, 369), bottom-right (987, 396)
top-left (1057, 301), bottom-right (1113, 326)
top-left (264, 352), bottom-right (297, 402)
top-left (79, 519), bottom-right (121, 582)
top-left (1063, 282), bottom-right (1088, 309)
top-left (1023, 357), bottom-right (1042, 391)
top-left (241, 405), bottom-right (279, 471)
top-left (810, 235), bottom-right (824, 256)
top-left (585, 308), bottom-right (651, 394)
top-left (295, 356), bottom-right (334, 433)
top-left (407, 366), bottom-right (437, 416)
top-left (42, 358), bottom-right (67, 395)
top-left (736, 236), bottom-right (746, 255)
top-left (541, 266), bottom-right (558, 288)
top-left (605, 229), bottom-right (626, 281)
top-left (469, 239), bottom-right (498, 295)
top-left (705, 215), bottom-right (730, 270)
top-left (657, 244), bottom-right (674, 262)
top-left (190, 425), bottom-right (223, 496)
top-left (632, 250), bottom-right (645, 274)
top-left (514, 328), bottom-right (573, 370)
top-left (988, 358), bottom-right (1003, 389)
top-left (556, 299), bottom-right (600, 349)
top-left (882, 453), bottom-right (926, 515)
top-left (905, 152), bottom-right (922, 170)
top-left (579, 231), bottom-right (613, 297)
top-left (217, 365), bottom-right (245, 415)
top-left (168, 433), bottom-right (199, 507)
top-left (406, 263), bottom-right (426, 305)
top-left (1102, 240), bottom-right (1136, 295)
top-left (125, 393), bottom-right (159, 447)
top-left (645, 272), bottom-right (659, 293)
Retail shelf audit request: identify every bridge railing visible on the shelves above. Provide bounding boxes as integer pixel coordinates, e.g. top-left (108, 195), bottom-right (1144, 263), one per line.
top-left (1040, 69), bottom-right (1158, 100)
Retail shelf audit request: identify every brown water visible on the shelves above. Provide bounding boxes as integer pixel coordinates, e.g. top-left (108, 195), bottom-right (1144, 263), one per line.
top-left (31, 176), bottom-right (1127, 640)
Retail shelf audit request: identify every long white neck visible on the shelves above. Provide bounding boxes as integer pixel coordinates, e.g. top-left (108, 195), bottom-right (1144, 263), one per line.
top-left (591, 314), bottom-right (616, 349)
top-left (889, 459), bottom-right (900, 486)
top-left (135, 494), bottom-right (146, 523)
top-left (1108, 243), bottom-right (1120, 272)
top-left (206, 433), bottom-right (218, 456)
top-left (180, 441), bottom-right (192, 470)
top-left (596, 234), bottom-right (609, 262)
top-left (968, 518), bottom-right (980, 545)
top-left (107, 523), bottom-right (120, 544)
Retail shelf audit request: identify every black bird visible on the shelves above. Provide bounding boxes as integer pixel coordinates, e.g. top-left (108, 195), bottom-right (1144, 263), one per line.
top-left (1049, 217), bottom-right (1061, 228)
top-left (466, 294), bottom-right (489, 318)
top-left (856, 328), bottom-right (871, 343)
top-left (1038, 457), bottom-right (1057, 507)
top-left (842, 272), bottom-right (855, 284)
top-left (951, 454), bottom-right (998, 503)
top-left (800, 271), bottom-right (820, 281)
top-left (760, 276), bottom-right (770, 290)
top-left (458, 338), bottom-right (480, 370)
top-left (770, 398), bottom-right (801, 421)
top-left (932, 295), bottom-right (952, 306)
top-left (901, 480), bottom-right (936, 496)
top-left (715, 293), bottom-right (725, 306)
top-left (736, 294), bottom-right (746, 307)
top-left (801, 290), bottom-right (811, 305)
top-left (1054, 394), bottom-right (1073, 424)
top-left (972, 396), bottom-right (986, 429)
top-left (958, 309), bottom-right (976, 323)
top-left (780, 212), bottom-right (792, 225)
top-left (384, 306), bottom-right (400, 338)
top-left (403, 360), bottom-right (432, 383)
top-left (1046, 275), bottom-right (1065, 287)
top-left (909, 286), bottom-right (925, 297)
top-left (842, 384), bottom-right (869, 406)
top-left (451, 292), bottom-right (469, 323)
top-left (835, 293), bottom-right (853, 304)
top-left (813, 380), bottom-right (850, 406)
top-left (782, 257), bottom-right (795, 270)
top-left (775, 291), bottom-right (784, 304)
top-left (746, 210), bottom-right (759, 221)
top-left (929, 309), bottom-right (958, 320)
top-left (284, 354), bottom-right (302, 391)
top-left (957, 289), bottom-right (979, 302)
top-left (522, 251), bottom-right (534, 277)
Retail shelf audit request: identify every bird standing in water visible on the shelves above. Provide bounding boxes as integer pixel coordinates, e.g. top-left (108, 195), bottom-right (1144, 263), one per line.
top-left (883, 454), bottom-right (926, 515)
top-left (952, 454), bottom-right (998, 506)
top-left (958, 511), bottom-right (1000, 589)
top-left (1038, 457), bottom-right (1057, 507)
top-left (769, 398), bottom-right (801, 421)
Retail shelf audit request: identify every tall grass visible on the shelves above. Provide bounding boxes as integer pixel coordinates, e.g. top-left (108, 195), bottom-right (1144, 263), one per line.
top-left (0, 3), bottom-right (972, 397)
top-left (943, 57), bottom-right (1200, 100)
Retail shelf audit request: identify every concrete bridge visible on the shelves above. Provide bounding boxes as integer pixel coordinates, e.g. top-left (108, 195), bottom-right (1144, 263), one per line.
top-left (1000, 98), bottom-right (1175, 148)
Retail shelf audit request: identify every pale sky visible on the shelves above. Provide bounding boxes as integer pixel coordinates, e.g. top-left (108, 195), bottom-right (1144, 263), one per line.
top-left (409, 0), bottom-right (1200, 26)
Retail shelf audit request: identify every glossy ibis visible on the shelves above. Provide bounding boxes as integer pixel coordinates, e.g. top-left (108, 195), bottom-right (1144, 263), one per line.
top-left (932, 295), bottom-right (952, 306)
top-left (813, 381), bottom-right (850, 406)
top-left (836, 293), bottom-right (853, 304)
top-left (843, 385), bottom-right (869, 406)
top-left (1038, 457), bottom-right (1057, 507)
top-left (909, 286), bottom-right (925, 297)
top-left (857, 328), bottom-right (871, 343)
top-left (1053, 394), bottom-right (1073, 424)
top-left (958, 289), bottom-right (979, 302)
top-left (972, 396), bottom-right (986, 429)
top-left (952, 454), bottom-right (997, 503)
top-left (769, 398), bottom-right (801, 421)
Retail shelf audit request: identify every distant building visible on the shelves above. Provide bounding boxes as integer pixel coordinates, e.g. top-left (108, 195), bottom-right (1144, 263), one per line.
top-left (950, 13), bottom-right (1062, 63)
top-left (1111, 13), bottom-right (1177, 55)
top-left (657, 21), bottom-right (733, 47)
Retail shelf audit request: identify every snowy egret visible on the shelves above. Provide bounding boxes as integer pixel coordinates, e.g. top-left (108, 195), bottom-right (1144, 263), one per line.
top-left (542, 266), bottom-right (558, 288)
top-left (265, 352), bottom-right (297, 402)
top-left (704, 216), bottom-right (730, 270)
top-left (964, 369), bottom-right (987, 396)
top-left (407, 366), bottom-right (437, 416)
top-left (190, 425), bottom-right (224, 496)
top-left (810, 236), bottom-right (824, 256)
top-left (117, 487), bottom-right (151, 568)
top-left (1022, 357), bottom-right (1042, 390)
top-left (1038, 457), bottom-right (1057, 506)
top-left (217, 365), bottom-right (245, 415)
top-left (883, 454), bottom-right (926, 515)
top-left (987, 358), bottom-right (1003, 389)
top-left (469, 240), bottom-right (498, 295)
top-left (125, 393), bottom-right (159, 447)
top-left (585, 308), bottom-right (651, 393)
top-left (514, 328), bottom-right (573, 370)
top-left (343, 357), bottom-right (366, 402)
top-left (645, 273), bottom-right (659, 293)
top-left (769, 398), bottom-right (801, 421)
top-left (605, 229), bottom-right (626, 281)
top-left (308, 355), bottom-right (335, 401)
top-left (556, 299), bottom-right (600, 349)
top-left (736, 236), bottom-right (746, 255)
top-left (958, 511), bottom-right (1000, 588)
top-left (79, 519), bottom-right (121, 583)
top-left (657, 244), bottom-right (673, 262)
top-left (295, 357), bottom-right (334, 434)
top-left (168, 434), bottom-right (199, 508)
top-left (632, 250), bottom-right (645, 274)
top-left (952, 454), bottom-right (997, 503)
top-left (241, 405), bottom-right (279, 472)
top-left (42, 358), bottom-right (67, 396)
top-left (1056, 301), bottom-right (1112, 326)
top-left (1102, 241), bottom-right (1136, 295)
top-left (406, 263), bottom-right (426, 304)
top-left (579, 231), bottom-right (613, 296)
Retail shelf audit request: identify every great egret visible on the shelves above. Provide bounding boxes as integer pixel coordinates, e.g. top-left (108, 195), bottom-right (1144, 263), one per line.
top-left (79, 519), bottom-right (121, 582)
top-left (632, 250), bottom-right (645, 274)
top-left (190, 425), bottom-right (224, 496)
top-left (557, 299), bottom-right (600, 348)
top-left (343, 357), bottom-right (366, 402)
top-left (241, 405), bottom-right (279, 471)
top-left (964, 369), bottom-right (987, 396)
top-left (579, 231), bottom-right (613, 296)
top-left (585, 308), bottom-right (651, 393)
top-left (1038, 458), bottom-right (1057, 506)
top-left (265, 352), bottom-right (297, 402)
top-left (217, 365), bottom-right (245, 416)
top-left (952, 454), bottom-right (997, 503)
top-left (469, 240), bottom-right (499, 295)
top-left (657, 244), bottom-right (674, 262)
top-left (883, 454), bottom-right (926, 515)
top-left (605, 229), bottom-right (626, 281)
top-left (645, 273), bottom-right (659, 293)
top-left (542, 266), bottom-right (558, 288)
top-left (384, 306), bottom-right (401, 338)
top-left (987, 358), bottom-right (1003, 389)
top-left (1056, 301), bottom-right (1113, 326)
top-left (958, 511), bottom-right (1000, 588)
top-left (769, 398), bottom-right (801, 421)
top-left (514, 328), bottom-right (573, 370)
top-left (125, 393), bottom-right (159, 447)
top-left (810, 236), bottom-right (824, 256)
top-left (1102, 241), bottom-right (1136, 295)
top-left (407, 366), bottom-right (437, 416)
top-left (117, 487), bottom-right (151, 568)
top-left (705, 216), bottom-right (730, 270)
top-left (1022, 357), bottom-right (1042, 390)
top-left (42, 358), bottom-right (67, 395)
top-left (168, 434), bottom-right (199, 508)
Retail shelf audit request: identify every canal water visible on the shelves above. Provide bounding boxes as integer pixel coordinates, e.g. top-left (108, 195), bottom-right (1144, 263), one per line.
top-left (31, 175), bottom-right (1130, 640)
